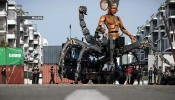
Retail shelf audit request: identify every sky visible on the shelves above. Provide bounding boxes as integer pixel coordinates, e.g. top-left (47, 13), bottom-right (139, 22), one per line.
top-left (16, 0), bottom-right (166, 45)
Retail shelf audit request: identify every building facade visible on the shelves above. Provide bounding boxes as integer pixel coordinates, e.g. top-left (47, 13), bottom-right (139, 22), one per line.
top-left (0, 0), bottom-right (48, 68)
top-left (134, 0), bottom-right (175, 69)
top-left (7, 0), bottom-right (17, 47)
top-left (0, 0), bottom-right (8, 42)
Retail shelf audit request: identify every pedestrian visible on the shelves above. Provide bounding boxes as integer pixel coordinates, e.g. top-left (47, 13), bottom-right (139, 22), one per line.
top-left (135, 66), bottom-right (141, 85)
top-left (32, 66), bottom-right (39, 84)
top-left (1, 67), bottom-right (6, 84)
top-left (125, 65), bottom-right (133, 84)
top-left (153, 66), bottom-right (158, 84)
top-left (36, 66), bottom-right (40, 84)
top-left (140, 66), bottom-right (145, 85)
top-left (148, 67), bottom-right (153, 84)
top-left (157, 66), bottom-right (162, 85)
top-left (49, 66), bottom-right (55, 84)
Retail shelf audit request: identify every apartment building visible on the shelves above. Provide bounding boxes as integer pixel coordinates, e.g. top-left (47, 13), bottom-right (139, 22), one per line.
top-left (7, 0), bottom-right (17, 47)
top-left (164, 0), bottom-right (175, 51)
top-left (134, 19), bottom-right (152, 64)
top-left (22, 20), bottom-right (48, 68)
top-left (0, 0), bottom-right (8, 41)
top-left (0, 0), bottom-right (48, 68)
top-left (134, 0), bottom-right (175, 66)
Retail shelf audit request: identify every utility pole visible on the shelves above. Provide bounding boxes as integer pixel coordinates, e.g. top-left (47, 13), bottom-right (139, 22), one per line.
top-left (163, 16), bottom-right (175, 63)
top-left (70, 24), bottom-right (71, 39)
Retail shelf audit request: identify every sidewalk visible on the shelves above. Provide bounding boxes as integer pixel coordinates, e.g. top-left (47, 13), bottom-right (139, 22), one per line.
top-left (115, 80), bottom-right (148, 85)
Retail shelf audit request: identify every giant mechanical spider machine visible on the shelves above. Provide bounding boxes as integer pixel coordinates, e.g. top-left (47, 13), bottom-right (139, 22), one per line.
top-left (57, 0), bottom-right (174, 84)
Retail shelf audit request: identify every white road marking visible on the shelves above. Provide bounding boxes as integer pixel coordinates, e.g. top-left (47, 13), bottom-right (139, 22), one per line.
top-left (64, 89), bottom-right (111, 100)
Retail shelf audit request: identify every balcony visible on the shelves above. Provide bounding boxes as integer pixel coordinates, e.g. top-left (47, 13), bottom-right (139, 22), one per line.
top-left (28, 57), bottom-right (34, 61)
top-left (29, 43), bottom-right (34, 47)
top-left (157, 20), bottom-right (164, 29)
top-left (24, 32), bottom-right (28, 36)
top-left (29, 36), bottom-right (33, 40)
top-left (158, 7), bottom-right (165, 12)
top-left (29, 47), bottom-right (34, 51)
top-left (20, 39), bottom-right (24, 44)
top-left (169, 10), bottom-right (175, 16)
top-left (33, 59), bottom-right (38, 63)
top-left (151, 14), bottom-right (157, 20)
top-left (166, 10), bottom-right (175, 19)
top-left (8, 30), bottom-right (15, 34)
top-left (169, 26), bottom-right (175, 34)
top-left (6, 34), bottom-right (15, 39)
top-left (0, 24), bottom-right (6, 33)
top-left (153, 36), bottom-right (159, 43)
top-left (34, 50), bottom-right (39, 55)
top-left (34, 39), bottom-right (39, 44)
top-left (8, 0), bottom-right (17, 5)
top-left (7, 20), bottom-right (16, 25)
top-left (29, 27), bottom-right (34, 30)
top-left (24, 20), bottom-right (32, 25)
top-left (20, 26), bottom-right (23, 31)
top-left (24, 43), bottom-right (29, 47)
top-left (29, 30), bottom-right (33, 34)
top-left (165, 0), bottom-right (175, 4)
top-left (164, 42), bottom-right (175, 51)
top-left (34, 32), bottom-right (39, 35)
top-left (0, 8), bottom-right (6, 16)
top-left (152, 27), bottom-right (158, 32)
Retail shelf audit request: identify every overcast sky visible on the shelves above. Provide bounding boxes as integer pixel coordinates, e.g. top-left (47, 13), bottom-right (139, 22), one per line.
top-left (16, 0), bottom-right (165, 45)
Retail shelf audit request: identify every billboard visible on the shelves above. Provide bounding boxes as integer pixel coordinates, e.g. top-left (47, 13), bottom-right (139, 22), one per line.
top-left (0, 48), bottom-right (24, 66)
top-left (0, 48), bottom-right (6, 65)
top-left (6, 48), bottom-right (24, 65)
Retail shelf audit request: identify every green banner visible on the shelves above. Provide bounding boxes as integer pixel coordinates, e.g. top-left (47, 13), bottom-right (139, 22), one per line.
top-left (0, 48), bottom-right (6, 65)
top-left (6, 48), bottom-right (24, 65)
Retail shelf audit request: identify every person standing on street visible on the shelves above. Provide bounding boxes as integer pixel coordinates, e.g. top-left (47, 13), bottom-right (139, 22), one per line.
top-left (49, 66), bottom-right (55, 84)
top-left (125, 66), bottom-right (133, 84)
top-left (140, 66), bottom-right (145, 85)
top-left (157, 66), bottom-right (162, 85)
top-left (36, 66), bottom-right (40, 84)
top-left (148, 67), bottom-right (153, 84)
top-left (135, 66), bottom-right (141, 85)
top-left (1, 67), bottom-right (6, 84)
top-left (32, 66), bottom-right (39, 84)
top-left (153, 66), bottom-right (158, 84)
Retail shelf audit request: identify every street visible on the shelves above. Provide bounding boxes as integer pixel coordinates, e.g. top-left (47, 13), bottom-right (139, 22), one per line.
top-left (0, 84), bottom-right (175, 100)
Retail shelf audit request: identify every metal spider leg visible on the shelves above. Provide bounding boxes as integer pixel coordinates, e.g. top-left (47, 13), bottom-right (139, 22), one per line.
top-left (74, 47), bottom-right (87, 84)
top-left (109, 34), bottom-right (115, 70)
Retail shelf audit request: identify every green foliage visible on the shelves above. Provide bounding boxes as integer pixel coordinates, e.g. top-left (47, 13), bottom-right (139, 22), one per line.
top-left (0, 39), bottom-right (8, 47)
top-left (161, 3), bottom-right (165, 6)
top-left (17, 8), bottom-right (28, 16)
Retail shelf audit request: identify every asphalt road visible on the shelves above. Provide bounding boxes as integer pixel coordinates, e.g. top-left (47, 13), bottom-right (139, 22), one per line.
top-left (0, 84), bottom-right (175, 100)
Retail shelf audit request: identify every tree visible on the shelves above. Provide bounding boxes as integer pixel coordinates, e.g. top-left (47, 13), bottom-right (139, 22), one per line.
top-left (17, 8), bottom-right (29, 16)
top-left (0, 39), bottom-right (8, 47)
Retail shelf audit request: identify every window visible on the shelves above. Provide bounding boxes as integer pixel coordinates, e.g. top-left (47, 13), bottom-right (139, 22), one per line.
top-left (161, 26), bottom-right (164, 30)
